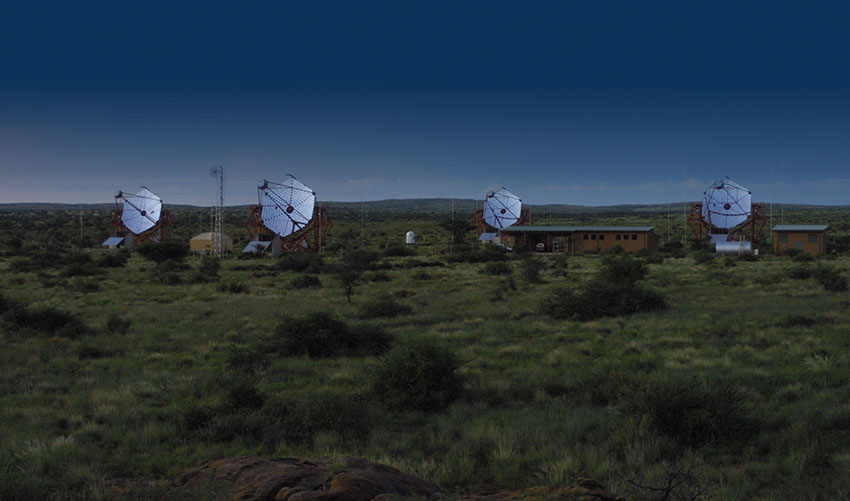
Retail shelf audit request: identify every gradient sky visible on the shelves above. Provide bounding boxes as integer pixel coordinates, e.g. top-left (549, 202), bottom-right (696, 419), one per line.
top-left (2, 2), bottom-right (850, 206)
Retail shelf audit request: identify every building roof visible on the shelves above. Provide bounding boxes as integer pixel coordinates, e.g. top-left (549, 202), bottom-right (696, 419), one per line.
top-left (243, 240), bottom-right (272, 253)
top-left (771, 225), bottom-right (829, 232)
top-left (500, 225), bottom-right (655, 233)
top-left (479, 232), bottom-right (498, 241)
top-left (191, 232), bottom-right (232, 241)
top-left (102, 236), bottom-right (125, 246)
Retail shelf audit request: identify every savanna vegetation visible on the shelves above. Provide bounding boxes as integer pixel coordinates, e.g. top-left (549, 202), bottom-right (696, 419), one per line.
top-left (2, 202), bottom-right (850, 499)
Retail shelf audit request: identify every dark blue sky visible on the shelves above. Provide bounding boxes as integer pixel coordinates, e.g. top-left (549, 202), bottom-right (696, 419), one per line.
top-left (2, 1), bottom-right (850, 205)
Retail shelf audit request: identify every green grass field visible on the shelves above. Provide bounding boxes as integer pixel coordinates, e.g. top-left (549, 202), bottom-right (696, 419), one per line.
top-left (2, 206), bottom-right (850, 499)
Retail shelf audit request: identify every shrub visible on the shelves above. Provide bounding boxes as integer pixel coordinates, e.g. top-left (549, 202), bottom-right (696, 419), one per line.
top-left (484, 261), bottom-right (511, 275)
top-left (78, 344), bottom-right (109, 360)
top-left (643, 252), bottom-right (665, 264)
top-left (105, 313), bottom-right (131, 335)
top-left (95, 252), bottom-right (129, 268)
top-left (264, 392), bottom-right (373, 442)
top-left (290, 275), bottom-right (322, 289)
top-left (342, 249), bottom-right (380, 270)
top-left (788, 266), bottom-right (812, 279)
top-left (61, 262), bottom-right (103, 277)
top-left (217, 282), bottom-right (248, 294)
top-left (400, 259), bottom-right (445, 269)
top-left (221, 381), bottom-right (266, 412)
top-left (1, 297), bottom-right (89, 338)
top-left (271, 312), bottom-right (393, 358)
top-left (551, 254), bottom-right (569, 277)
top-left (541, 280), bottom-right (667, 321)
top-left (598, 254), bottom-right (648, 284)
top-left (778, 314), bottom-right (824, 328)
top-left (448, 245), bottom-right (509, 264)
top-left (277, 253), bottom-right (324, 273)
top-left (384, 244), bottom-right (415, 257)
top-left (520, 255), bottom-right (546, 283)
top-left (197, 255), bottom-right (221, 277)
top-left (692, 251), bottom-right (714, 264)
top-left (226, 347), bottom-right (269, 374)
top-left (364, 271), bottom-right (391, 282)
top-left (358, 294), bottom-right (412, 319)
top-left (373, 337), bottom-right (465, 412)
top-left (136, 242), bottom-right (188, 263)
top-left (607, 244), bottom-right (625, 255)
top-left (813, 267), bottom-right (848, 292)
top-left (622, 375), bottom-right (754, 448)
top-left (792, 252), bottom-right (814, 262)
top-left (69, 278), bottom-right (100, 293)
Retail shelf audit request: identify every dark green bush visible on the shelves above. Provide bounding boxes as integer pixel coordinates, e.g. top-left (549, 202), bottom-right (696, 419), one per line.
top-left (226, 347), bottom-right (269, 374)
top-left (400, 259), bottom-right (445, 269)
top-left (484, 261), bottom-right (511, 275)
top-left (290, 274), bottom-right (321, 289)
top-left (342, 249), bottom-right (380, 270)
top-left (1, 296), bottom-right (89, 338)
top-left (358, 294), bottom-right (412, 319)
top-left (520, 255), bottom-right (545, 283)
top-left (792, 252), bottom-right (814, 262)
top-left (607, 244), bottom-right (625, 255)
top-left (95, 252), bottom-right (129, 268)
top-left (277, 252), bottom-right (324, 273)
top-left (264, 392), bottom-right (373, 442)
top-left (622, 375), bottom-right (754, 448)
top-left (217, 282), bottom-right (248, 293)
top-left (813, 267), bottom-right (847, 292)
top-left (221, 381), bottom-right (266, 412)
top-left (60, 262), bottom-right (103, 277)
top-left (384, 244), bottom-right (415, 257)
top-left (105, 313), bottom-right (131, 335)
top-left (69, 278), bottom-right (100, 292)
top-left (598, 254), bottom-right (648, 284)
top-left (197, 255), bottom-right (221, 277)
top-left (692, 251), bottom-right (714, 264)
top-left (448, 245), bottom-right (509, 264)
top-left (643, 252), bottom-right (665, 264)
top-left (372, 337), bottom-right (464, 412)
top-left (778, 314), bottom-right (824, 328)
top-left (788, 266), bottom-right (812, 279)
top-left (363, 271), bottom-right (391, 282)
top-left (136, 242), bottom-right (188, 263)
top-left (271, 312), bottom-right (393, 358)
top-left (541, 280), bottom-right (667, 321)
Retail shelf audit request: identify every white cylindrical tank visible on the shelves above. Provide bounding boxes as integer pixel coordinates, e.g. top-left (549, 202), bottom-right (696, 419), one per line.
top-left (405, 231), bottom-right (416, 245)
top-left (715, 241), bottom-right (752, 254)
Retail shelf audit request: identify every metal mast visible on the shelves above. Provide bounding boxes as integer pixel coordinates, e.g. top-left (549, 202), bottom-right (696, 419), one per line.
top-left (210, 166), bottom-right (224, 257)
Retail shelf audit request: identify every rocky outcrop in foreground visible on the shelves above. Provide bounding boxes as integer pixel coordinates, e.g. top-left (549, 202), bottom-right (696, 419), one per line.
top-left (174, 455), bottom-right (439, 500)
top-left (174, 455), bottom-right (624, 500)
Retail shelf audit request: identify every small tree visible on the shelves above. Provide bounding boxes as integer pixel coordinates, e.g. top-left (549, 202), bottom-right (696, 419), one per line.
top-left (335, 265), bottom-right (363, 304)
top-left (521, 255), bottom-right (545, 283)
top-left (439, 218), bottom-right (474, 247)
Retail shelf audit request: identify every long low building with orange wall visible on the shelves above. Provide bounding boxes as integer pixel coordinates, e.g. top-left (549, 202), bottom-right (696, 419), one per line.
top-left (498, 226), bottom-right (659, 253)
top-left (772, 225), bottom-right (828, 255)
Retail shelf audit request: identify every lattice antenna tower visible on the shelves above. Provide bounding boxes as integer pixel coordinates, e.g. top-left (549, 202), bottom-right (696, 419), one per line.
top-left (210, 166), bottom-right (224, 257)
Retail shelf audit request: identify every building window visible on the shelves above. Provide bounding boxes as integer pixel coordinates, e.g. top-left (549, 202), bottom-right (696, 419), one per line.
top-left (631, 234), bottom-right (637, 240)
top-left (809, 233), bottom-right (819, 243)
top-left (778, 233), bottom-right (788, 243)
top-left (583, 234), bottom-right (589, 240)
top-left (591, 234), bottom-right (597, 240)
top-left (599, 234), bottom-right (605, 240)
top-left (615, 234), bottom-right (621, 241)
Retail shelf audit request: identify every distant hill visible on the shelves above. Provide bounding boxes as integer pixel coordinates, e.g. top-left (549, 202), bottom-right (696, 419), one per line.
top-left (1, 199), bottom-right (847, 216)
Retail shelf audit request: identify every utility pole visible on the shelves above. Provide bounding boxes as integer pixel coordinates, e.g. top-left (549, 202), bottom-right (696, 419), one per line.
top-left (210, 166), bottom-right (224, 258)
